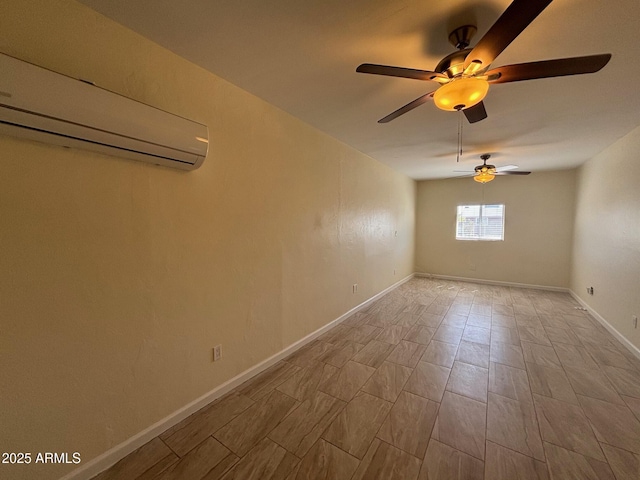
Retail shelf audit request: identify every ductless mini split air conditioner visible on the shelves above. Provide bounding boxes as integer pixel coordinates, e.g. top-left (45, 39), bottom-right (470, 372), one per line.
top-left (0, 52), bottom-right (209, 170)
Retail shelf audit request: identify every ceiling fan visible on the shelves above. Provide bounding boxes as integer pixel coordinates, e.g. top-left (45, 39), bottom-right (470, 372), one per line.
top-left (356, 0), bottom-right (611, 124)
top-left (454, 154), bottom-right (531, 183)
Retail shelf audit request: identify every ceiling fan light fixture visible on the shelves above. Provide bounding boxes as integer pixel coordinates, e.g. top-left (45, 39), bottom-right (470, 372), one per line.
top-left (473, 171), bottom-right (495, 183)
top-left (433, 77), bottom-right (489, 111)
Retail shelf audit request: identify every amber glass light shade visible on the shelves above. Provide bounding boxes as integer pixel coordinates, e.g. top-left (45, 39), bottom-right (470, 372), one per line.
top-left (473, 171), bottom-right (495, 183)
top-left (434, 77), bottom-right (489, 111)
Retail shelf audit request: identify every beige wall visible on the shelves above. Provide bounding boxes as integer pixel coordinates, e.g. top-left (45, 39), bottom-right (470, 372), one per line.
top-left (415, 170), bottom-right (576, 288)
top-left (570, 125), bottom-right (640, 351)
top-left (0, 1), bottom-right (416, 478)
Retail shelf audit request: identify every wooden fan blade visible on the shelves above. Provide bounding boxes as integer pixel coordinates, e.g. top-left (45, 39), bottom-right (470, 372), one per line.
top-left (495, 171), bottom-right (531, 175)
top-left (486, 54), bottom-right (612, 84)
top-left (356, 63), bottom-right (447, 82)
top-left (463, 102), bottom-right (488, 123)
top-left (378, 92), bottom-right (435, 123)
top-left (463, 0), bottom-right (552, 71)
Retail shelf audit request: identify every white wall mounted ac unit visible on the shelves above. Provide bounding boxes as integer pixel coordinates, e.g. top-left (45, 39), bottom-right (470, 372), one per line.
top-left (0, 52), bottom-right (208, 170)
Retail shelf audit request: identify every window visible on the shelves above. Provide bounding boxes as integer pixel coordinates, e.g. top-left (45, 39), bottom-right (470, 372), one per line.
top-left (456, 204), bottom-right (505, 241)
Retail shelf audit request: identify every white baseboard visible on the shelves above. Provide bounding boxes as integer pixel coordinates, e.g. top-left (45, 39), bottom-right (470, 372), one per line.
top-left (60, 274), bottom-right (414, 480)
top-left (414, 272), bottom-right (569, 293)
top-left (569, 290), bottom-right (640, 361)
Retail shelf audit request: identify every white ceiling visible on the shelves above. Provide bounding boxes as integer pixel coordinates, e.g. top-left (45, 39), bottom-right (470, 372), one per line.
top-left (79, 0), bottom-right (640, 179)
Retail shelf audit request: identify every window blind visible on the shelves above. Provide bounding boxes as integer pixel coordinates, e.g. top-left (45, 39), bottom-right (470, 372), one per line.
top-left (456, 204), bottom-right (505, 241)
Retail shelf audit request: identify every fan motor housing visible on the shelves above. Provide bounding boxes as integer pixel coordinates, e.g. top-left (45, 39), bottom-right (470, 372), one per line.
top-left (435, 48), bottom-right (472, 78)
top-left (476, 154), bottom-right (495, 173)
top-left (475, 164), bottom-right (496, 173)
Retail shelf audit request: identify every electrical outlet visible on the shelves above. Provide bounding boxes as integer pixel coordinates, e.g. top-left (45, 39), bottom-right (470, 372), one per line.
top-left (352, 283), bottom-right (358, 293)
top-left (393, 269), bottom-right (396, 275)
top-left (586, 287), bottom-right (594, 295)
top-left (213, 344), bottom-right (222, 362)
top-left (633, 316), bottom-right (638, 329)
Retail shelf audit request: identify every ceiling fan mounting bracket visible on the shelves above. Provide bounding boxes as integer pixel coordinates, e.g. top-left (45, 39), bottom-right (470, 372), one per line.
top-left (448, 25), bottom-right (477, 50)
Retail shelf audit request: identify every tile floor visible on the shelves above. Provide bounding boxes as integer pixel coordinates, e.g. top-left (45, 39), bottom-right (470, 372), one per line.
top-left (93, 277), bottom-right (640, 480)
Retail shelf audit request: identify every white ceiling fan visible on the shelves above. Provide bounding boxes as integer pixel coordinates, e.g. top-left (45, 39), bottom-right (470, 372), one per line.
top-left (452, 154), bottom-right (531, 183)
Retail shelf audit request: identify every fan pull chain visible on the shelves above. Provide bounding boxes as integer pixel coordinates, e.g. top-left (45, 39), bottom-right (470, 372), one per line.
top-left (456, 109), bottom-right (463, 162)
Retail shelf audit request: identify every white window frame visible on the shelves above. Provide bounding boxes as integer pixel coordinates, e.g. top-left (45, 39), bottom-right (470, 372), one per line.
top-left (456, 204), bottom-right (505, 241)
